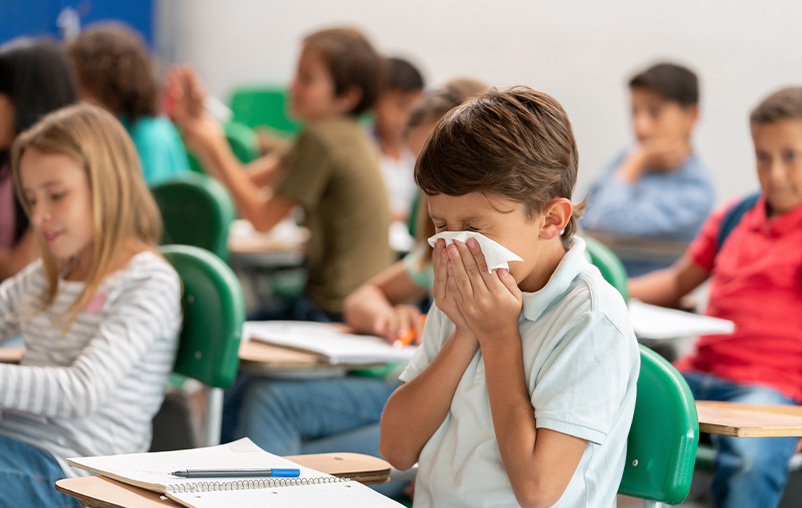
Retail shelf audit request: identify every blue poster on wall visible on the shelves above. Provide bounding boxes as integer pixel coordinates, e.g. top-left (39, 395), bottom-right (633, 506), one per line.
top-left (0, 0), bottom-right (154, 47)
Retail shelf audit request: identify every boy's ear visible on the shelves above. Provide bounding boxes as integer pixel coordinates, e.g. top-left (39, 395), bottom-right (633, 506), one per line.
top-left (539, 198), bottom-right (573, 240)
top-left (335, 86), bottom-right (363, 115)
top-left (683, 103), bottom-right (699, 127)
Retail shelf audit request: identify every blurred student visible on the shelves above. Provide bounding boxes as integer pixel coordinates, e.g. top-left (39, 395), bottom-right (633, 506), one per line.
top-left (345, 78), bottom-right (488, 343)
top-left (581, 62), bottom-right (715, 276)
top-left (629, 86), bottom-right (802, 508)
top-left (0, 38), bottom-right (78, 280)
top-left (0, 104), bottom-right (181, 507)
top-left (66, 22), bottom-right (190, 185)
top-left (381, 87), bottom-right (639, 508)
top-left (372, 57), bottom-right (424, 222)
top-left (168, 27), bottom-right (393, 321)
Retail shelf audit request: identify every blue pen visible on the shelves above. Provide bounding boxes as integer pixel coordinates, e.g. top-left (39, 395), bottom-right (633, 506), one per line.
top-left (170, 468), bottom-right (301, 478)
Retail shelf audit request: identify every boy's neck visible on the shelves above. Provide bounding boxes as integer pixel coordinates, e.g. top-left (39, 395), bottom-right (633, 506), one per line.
top-left (518, 238), bottom-right (568, 293)
top-left (377, 134), bottom-right (404, 160)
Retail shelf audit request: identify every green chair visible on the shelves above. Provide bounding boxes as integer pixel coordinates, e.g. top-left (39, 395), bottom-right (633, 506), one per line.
top-left (582, 235), bottom-right (629, 302)
top-left (150, 173), bottom-right (237, 262)
top-left (162, 244), bottom-right (245, 447)
top-left (229, 86), bottom-right (301, 136)
top-left (618, 345), bottom-right (699, 507)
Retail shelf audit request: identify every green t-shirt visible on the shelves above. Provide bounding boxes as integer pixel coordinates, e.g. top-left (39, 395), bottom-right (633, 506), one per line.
top-left (276, 116), bottom-right (394, 314)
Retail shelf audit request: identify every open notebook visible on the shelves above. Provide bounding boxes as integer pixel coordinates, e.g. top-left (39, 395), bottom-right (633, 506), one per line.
top-left (68, 438), bottom-right (403, 508)
top-left (244, 321), bottom-right (418, 365)
top-left (629, 300), bottom-right (736, 340)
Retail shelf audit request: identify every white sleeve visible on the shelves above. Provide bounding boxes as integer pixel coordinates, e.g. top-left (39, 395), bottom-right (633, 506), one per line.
top-left (0, 261), bottom-right (41, 342)
top-left (531, 311), bottom-right (638, 445)
top-left (0, 267), bottom-right (181, 418)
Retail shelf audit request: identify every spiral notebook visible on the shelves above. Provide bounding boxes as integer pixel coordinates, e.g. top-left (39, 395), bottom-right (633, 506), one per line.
top-left (68, 438), bottom-right (403, 508)
top-left (244, 321), bottom-right (418, 365)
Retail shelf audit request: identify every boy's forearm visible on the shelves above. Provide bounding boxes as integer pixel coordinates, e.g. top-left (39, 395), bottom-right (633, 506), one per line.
top-left (482, 335), bottom-right (584, 508)
top-left (480, 337), bottom-right (540, 490)
top-left (201, 141), bottom-right (288, 232)
top-left (380, 330), bottom-right (478, 470)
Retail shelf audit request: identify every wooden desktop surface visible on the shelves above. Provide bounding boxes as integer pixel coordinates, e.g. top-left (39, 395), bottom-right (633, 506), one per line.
top-left (695, 400), bottom-right (802, 437)
top-left (55, 452), bottom-right (391, 508)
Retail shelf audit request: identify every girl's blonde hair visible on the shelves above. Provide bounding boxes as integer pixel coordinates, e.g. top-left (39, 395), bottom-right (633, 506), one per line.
top-left (11, 103), bottom-right (162, 330)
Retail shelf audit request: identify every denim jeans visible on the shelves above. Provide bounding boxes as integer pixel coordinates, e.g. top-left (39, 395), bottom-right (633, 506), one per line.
top-left (683, 372), bottom-right (799, 508)
top-left (0, 435), bottom-right (82, 508)
top-left (234, 376), bottom-right (403, 497)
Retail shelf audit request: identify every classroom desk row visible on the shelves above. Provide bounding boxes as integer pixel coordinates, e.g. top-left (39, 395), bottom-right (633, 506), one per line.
top-left (4, 342), bottom-right (802, 438)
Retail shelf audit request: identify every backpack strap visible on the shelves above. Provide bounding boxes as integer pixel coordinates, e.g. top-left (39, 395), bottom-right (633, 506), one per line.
top-left (716, 192), bottom-right (761, 254)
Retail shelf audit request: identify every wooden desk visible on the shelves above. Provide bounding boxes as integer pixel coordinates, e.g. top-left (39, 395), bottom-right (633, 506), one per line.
top-left (582, 231), bottom-right (690, 261)
top-left (56, 452), bottom-right (391, 508)
top-left (696, 401), bottom-right (802, 437)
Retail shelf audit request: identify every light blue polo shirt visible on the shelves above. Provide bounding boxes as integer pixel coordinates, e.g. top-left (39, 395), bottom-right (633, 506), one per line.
top-left (399, 237), bottom-right (640, 508)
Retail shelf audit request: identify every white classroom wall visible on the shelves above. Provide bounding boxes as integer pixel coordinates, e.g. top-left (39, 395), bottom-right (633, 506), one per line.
top-left (158, 0), bottom-right (802, 205)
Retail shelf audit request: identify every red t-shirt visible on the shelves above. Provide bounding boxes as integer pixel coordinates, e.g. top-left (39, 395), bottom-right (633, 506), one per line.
top-left (674, 196), bottom-right (802, 401)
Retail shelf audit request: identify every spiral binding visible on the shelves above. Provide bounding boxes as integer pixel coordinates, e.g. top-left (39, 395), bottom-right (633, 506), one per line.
top-left (166, 476), bottom-right (351, 493)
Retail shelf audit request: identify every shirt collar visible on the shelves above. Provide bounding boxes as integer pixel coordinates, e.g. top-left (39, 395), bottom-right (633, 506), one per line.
top-left (521, 237), bottom-right (588, 322)
top-left (744, 195), bottom-right (802, 236)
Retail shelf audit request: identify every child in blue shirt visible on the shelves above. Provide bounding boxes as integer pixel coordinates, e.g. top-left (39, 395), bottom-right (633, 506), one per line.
top-left (581, 62), bottom-right (715, 276)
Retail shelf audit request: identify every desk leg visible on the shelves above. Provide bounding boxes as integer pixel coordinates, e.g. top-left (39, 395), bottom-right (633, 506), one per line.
top-left (204, 387), bottom-right (223, 447)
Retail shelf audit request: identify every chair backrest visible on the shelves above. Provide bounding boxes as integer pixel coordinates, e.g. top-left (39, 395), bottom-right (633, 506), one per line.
top-left (151, 173), bottom-right (237, 261)
top-left (229, 86), bottom-right (301, 136)
top-left (162, 245), bottom-right (245, 389)
top-left (582, 235), bottom-right (629, 302)
top-left (618, 345), bottom-right (699, 504)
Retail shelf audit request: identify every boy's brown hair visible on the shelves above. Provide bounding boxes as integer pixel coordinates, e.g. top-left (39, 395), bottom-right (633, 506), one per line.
top-left (629, 62), bottom-right (699, 107)
top-left (66, 22), bottom-right (158, 123)
top-left (303, 27), bottom-right (384, 117)
top-left (750, 86), bottom-right (802, 125)
top-left (415, 86), bottom-right (585, 243)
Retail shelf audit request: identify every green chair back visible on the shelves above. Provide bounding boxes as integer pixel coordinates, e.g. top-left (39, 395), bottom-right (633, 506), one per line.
top-left (162, 245), bottom-right (245, 389)
top-left (229, 86), bottom-right (301, 136)
top-left (618, 345), bottom-right (699, 504)
top-left (582, 235), bottom-right (629, 302)
top-left (151, 173), bottom-right (237, 261)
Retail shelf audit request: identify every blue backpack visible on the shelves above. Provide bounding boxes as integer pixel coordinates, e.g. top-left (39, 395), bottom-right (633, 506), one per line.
top-left (715, 192), bottom-right (761, 254)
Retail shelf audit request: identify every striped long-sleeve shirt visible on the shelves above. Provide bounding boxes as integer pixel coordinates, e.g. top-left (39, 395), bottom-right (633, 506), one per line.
top-left (0, 251), bottom-right (181, 476)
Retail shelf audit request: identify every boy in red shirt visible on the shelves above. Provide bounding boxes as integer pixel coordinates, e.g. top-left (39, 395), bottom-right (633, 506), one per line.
top-left (630, 86), bottom-right (802, 508)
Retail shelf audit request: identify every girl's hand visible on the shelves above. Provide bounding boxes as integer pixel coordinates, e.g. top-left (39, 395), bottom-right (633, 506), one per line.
top-left (446, 239), bottom-right (523, 343)
top-left (373, 304), bottom-right (425, 345)
top-left (432, 239), bottom-right (476, 341)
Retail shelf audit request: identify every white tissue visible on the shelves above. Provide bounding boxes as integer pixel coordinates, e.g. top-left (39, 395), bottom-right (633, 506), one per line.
top-left (428, 231), bottom-right (523, 273)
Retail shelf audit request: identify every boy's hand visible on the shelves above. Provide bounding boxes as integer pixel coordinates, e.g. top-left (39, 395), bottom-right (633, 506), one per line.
top-left (432, 239), bottom-right (476, 341)
top-left (166, 66), bottom-right (226, 158)
top-left (446, 239), bottom-right (523, 342)
top-left (638, 137), bottom-right (689, 170)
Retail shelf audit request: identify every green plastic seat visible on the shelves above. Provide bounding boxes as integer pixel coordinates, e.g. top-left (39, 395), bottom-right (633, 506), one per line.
top-left (619, 345), bottom-right (699, 506)
top-left (150, 173), bottom-right (237, 262)
top-left (582, 235), bottom-right (629, 302)
top-left (229, 86), bottom-right (301, 136)
top-left (162, 245), bottom-right (245, 446)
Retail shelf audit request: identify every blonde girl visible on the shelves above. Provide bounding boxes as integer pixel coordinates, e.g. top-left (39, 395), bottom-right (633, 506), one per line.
top-left (0, 103), bottom-right (181, 507)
